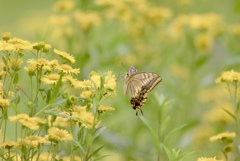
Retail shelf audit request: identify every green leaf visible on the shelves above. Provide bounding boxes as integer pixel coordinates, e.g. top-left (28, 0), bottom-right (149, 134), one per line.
top-left (2, 56), bottom-right (7, 66)
top-left (164, 124), bottom-right (187, 144)
top-left (93, 125), bottom-right (106, 140)
top-left (87, 145), bottom-right (105, 160)
top-left (13, 73), bottom-right (19, 84)
top-left (222, 108), bottom-right (236, 122)
top-left (93, 155), bottom-right (111, 161)
top-left (163, 144), bottom-right (173, 160)
top-left (73, 139), bottom-right (85, 154)
top-left (140, 116), bottom-right (160, 152)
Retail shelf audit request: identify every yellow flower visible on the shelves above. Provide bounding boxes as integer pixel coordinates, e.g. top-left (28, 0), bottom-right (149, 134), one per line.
top-left (53, 0), bottom-right (75, 12)
top-left (72, 106), bottom-right (95, 128)
top-left (41, 73), bottom-right (60, 85)
top-left (0, 98), bottom-right (10, 108)
top-left (8, 38), bottom-right (33, 51)
top-left (210, 132), bottom-right (236, 143)
top-left (98, 105), bottom-right (115, 113)
top-left (2, 32), bottom-right (11, 41)
top-left (0, 141), bottom-right (19, 149)
top-left (9, 114), bottom-right (43, 130)
top-left (18, 135), bottom-right (48, 148)
top-left (49, 15), bottom-right (70, 26)
top-left (64, 75), bottom-right (82, 89)
top-left (0, 71), bottom-right (6, 80)
top-left (53, 114), bottom-right (71, 128)
top-left (144, 7), bottom-right (172, 25)
top-left (216, 70), bottom-right (240, 83)
top-left (9, 58), bottom-right (23, 71)
top-left (90, 71), bottom-right (101, 88)
top-left (24, 65), bottom-right (37, 76)
top-left (228, 24), bottom-right (240, 36)
top-left (27, 58), bottom-right (50, 70)
top-left (54, 49), bottom-right (75, 63)
top-left (55, 64), bottom-right (80, 75)
top-left (47, 127), bottom-right (72, 142)
top-left (74, 10), bottom-right (101, 30)
top-left (195, 34), bottom-right (213, 52)
top-left (80, 90), bottom-right (96, 99)
top-left (104, 70), bottom-right (116, 90)
top-left (0, 41), bottom-right (15, 51)
top-left (78, 80), bottom-right (93, 88)
top-left (197, 157), bottom-right (223, 161)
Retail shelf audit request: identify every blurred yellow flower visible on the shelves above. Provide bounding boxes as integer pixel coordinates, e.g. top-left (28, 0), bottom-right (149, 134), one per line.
top-left (53, 115), bottom-right (71, 128)
top-left (0, 71), bottom-right (6, 80)
top-left (49, 15), bottom-right (70, 26)
top-left (9, 114), bottom-right (45, 130)
top-left (0, 41), bottom-right (15, 51)
top-left (8, 38), bottom-right (33, 51)
top-left (53, 0), bottom-right (75, 12)
top-left (0, 141), bottom-right (19, 149)
top-left (210, 132), bottom-right (236, 143)
top-left (80, 90), bottom-right (96, 99)
top-left (195, 34), bottom-right (213, 52)
top-left (203, 103), bottom-right (233, 124)
top-left (54, 49), bottom-right (75, 63)
top-left (197, 157), bottom-right (223, 161)
top-left (41, 73), bottom-right (60, 85)
top-left (78, 80), bottom-right (93, 88)
top-left (0, 98), bottom-right (10, 108)
top-left (27, 58), bottom-right (50, 70)
top-left (55, 64), bottom-right (80, 75)
top-left (98, 105), bottom-right (115, 113)
top-left (104, 70), bottom-right (116, 90)
top-left (229, 24), bottom-right (240, 36)
top-left (18, 135), bottom-right (48, 148)
top-left (215, 70), bottom-right (240, 83)
top-left (90, 71), bottom-right (101, 88)
top-left (1, 32), bottom-right (11, 41)
top-left (72, 106), bottom-right (95, 128)
top-left (74, 10), bottom-right (101, 31)
top-left (144, 7), bottom-right (172, 25)
top-left (170, 64), bottom-right (189, 80)
top-left (24, 65), bottom-right (37, 76)
top-left (48, 127), bottom-right (72, 142)
top-left (9, 58), bottom-right (23, 71)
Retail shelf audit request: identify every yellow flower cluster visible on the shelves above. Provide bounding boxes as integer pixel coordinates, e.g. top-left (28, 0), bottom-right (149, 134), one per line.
top-left (216, 70), bottom-right (240, 83)
top-left (210, 132), bottom-right (236, 143)
top-left (197, 157), bottom-right (223, 161)
top-left (9, 114), bottom-right (46, 130)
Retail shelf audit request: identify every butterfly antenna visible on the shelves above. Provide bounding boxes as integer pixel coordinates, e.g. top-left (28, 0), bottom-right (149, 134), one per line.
top-left (121, 62), bottom-right (128, 72)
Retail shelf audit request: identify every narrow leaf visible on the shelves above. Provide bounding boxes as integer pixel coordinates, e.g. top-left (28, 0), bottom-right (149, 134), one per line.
top-left (87, 145), bottom-right (105, 160)
top-left (222, 108), bottom-right (236, 122)
top-left (13, 73), bottom-right (19, 84)
top-left (164, 124), bottom-right (187, 144)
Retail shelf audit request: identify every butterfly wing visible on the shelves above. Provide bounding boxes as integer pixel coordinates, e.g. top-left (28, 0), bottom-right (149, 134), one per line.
top-left (124, 72), bottom-right (162, 97)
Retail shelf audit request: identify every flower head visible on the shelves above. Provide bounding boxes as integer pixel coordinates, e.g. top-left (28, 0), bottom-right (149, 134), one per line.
top-left (104, 70), bottom-right (116, 91)
top-left (41, 73), bottom-right (60, 85)
top-left (0, 141), bottom-right (19, 149)
top-left (18, 135), bottom-right (48, 148)
top-left (90, 71), bottom-right (101, 88)
top-left (98, 105), bottom-right (115, 113)
top-left (47, 127), bottom-right (73, 142)
top-left (0, 98), bottom-right (10, 108)
top-left (197, 157), bottom-right (223, 161)
top-left (216, 70), bottom-right (240, 83)
top-left (54, 49), bottom-right (75, 63)
top-left (210, 132), bottom-right (236, 143)
top-left (55, 64), bottom-right (80, 75)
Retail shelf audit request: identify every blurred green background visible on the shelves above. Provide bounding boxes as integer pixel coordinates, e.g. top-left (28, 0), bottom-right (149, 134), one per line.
top-left (1, 0), bottom-right (240, 160)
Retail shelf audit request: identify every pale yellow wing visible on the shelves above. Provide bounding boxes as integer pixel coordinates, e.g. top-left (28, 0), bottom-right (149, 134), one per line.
top-left (124, 72), bottom-right (162, 97)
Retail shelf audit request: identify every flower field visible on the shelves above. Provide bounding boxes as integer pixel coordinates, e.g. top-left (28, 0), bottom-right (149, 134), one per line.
top-left (0, 0), bottom-right (240, 161)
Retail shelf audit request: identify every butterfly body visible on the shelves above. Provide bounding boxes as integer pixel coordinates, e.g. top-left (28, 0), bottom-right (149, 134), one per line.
top-left (124, 66), bottom-right (162, 115)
